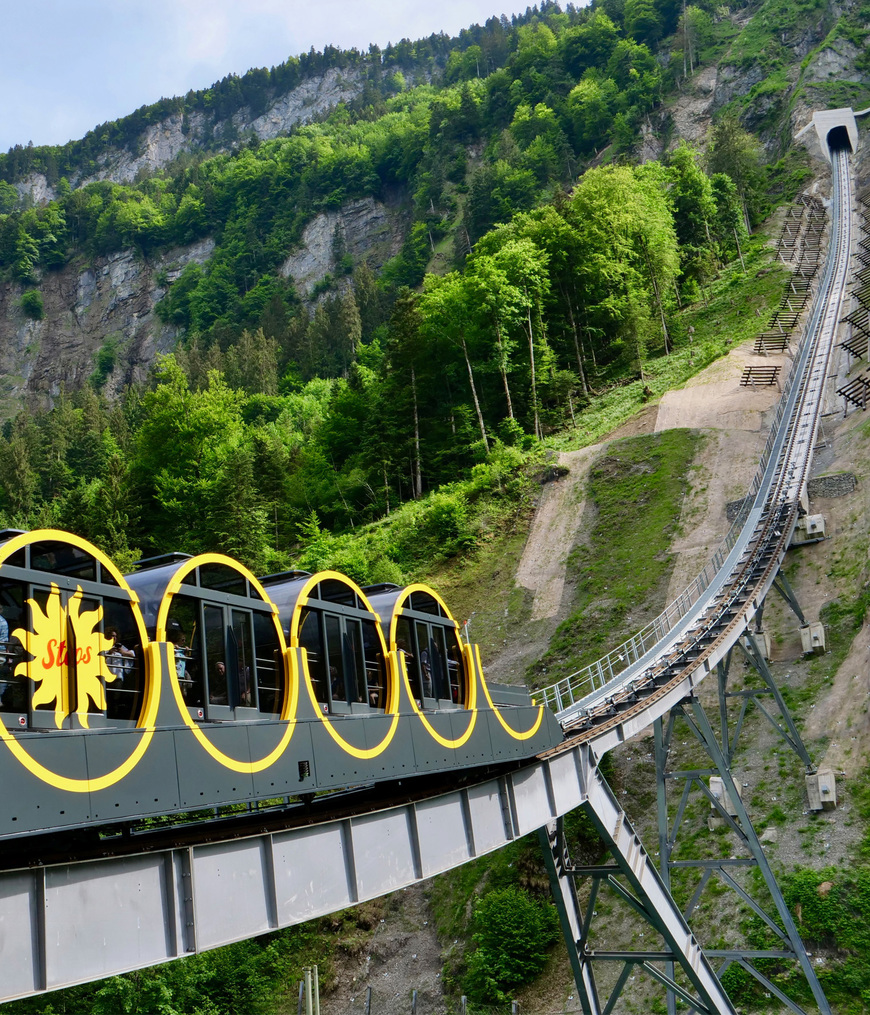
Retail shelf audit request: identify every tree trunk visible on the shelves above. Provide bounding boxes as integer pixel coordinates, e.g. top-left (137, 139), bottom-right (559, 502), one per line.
top-left (461, 336), bottom-right (489, 451)
top-left (639, 234), bottom-right (670, 355)
top-left (525, 300), bottom-right (541, 440)
top-left (578, 294), bottom-right (599, 369)
top-left (733, 226), bottom-right (747, 271)
top-left (411, 365), bottom-right (423, 499)
top-left (564, 288), bottom-right (590, 395)
top-left (739, 191), bottom-right (751, 234)
top-left (495, 320), bottom-right (515, 418)
top-left (682, 0), bottom-right (688, 78)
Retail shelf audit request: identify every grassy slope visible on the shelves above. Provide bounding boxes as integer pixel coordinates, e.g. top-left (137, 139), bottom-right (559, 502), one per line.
top-left (530, 428), bottom-right (701, 685)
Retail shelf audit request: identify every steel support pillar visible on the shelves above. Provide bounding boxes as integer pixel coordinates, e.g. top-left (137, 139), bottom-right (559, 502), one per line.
top-left (771, 571), bottom-right (808, 627)
top-left (539, 753), bottom-right (736, 1015)
top-left (736, 631), bottom-right (816, 772)
top-left (653, 695), bottom-right (830, 1015)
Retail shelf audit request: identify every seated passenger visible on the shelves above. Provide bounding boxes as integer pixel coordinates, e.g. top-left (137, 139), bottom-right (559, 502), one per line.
top-left (103, 627), bottom-right (135, 682)
top-left (167, 626), bottom-right (195, 701)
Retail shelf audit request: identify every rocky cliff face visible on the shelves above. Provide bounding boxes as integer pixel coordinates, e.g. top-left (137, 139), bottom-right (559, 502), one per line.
top-left (0, 186), bottom-right (408, 416)
top-left (13, 67), bottom-right (370, 206)
top-left (0, 63), bottom-right (408, 416)
top-left (280, 196), bottom-right (406, 298)
top-left (0, 238), bottom-right (213, 416)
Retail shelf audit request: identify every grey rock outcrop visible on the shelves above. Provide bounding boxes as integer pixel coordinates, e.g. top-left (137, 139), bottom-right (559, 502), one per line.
top-left (78, 68), bottom-right (367, 188)
top-left (280, 196), bottom-right (405, 298)
top-left (0, 238), bottom-right (214, 415)
top-left (83, 111), bottom-right (209, 185)
top-left (234, 67), bottom-right (365, 142)
top-left (13, 173), bottom-right (56, 207)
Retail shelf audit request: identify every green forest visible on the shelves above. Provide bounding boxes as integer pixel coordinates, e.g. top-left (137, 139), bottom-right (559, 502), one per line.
top-left (0, 0), bottom-right (798, 583)
top-left (0, 133), bottom-right (758, 574)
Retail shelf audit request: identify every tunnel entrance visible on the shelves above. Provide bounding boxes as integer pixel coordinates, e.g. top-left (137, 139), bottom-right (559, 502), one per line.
top-left (827, 124), bottom-right (853, 153)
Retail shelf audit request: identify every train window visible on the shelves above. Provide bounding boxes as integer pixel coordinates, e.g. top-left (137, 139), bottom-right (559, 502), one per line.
top-left (253, 611), bottom-right (282, 714)
top-left (415, 622), bottom-right (434, 698)
top-left (30, 542), bottom-right (97, 583)
top-left (167, 593), bottom-right (284, 719)
top-left (397, 614), bottom-right (465, 707)
top-left (362, 620), bottom-right (385, 707)
top-left (396, 616), bottom-right (420, 699)
top-left (200, 564), bottom-right (246, 598)
top-left (3, 548), bottom-right (25, 569)
top-left (205, 605), bottom-right (226, 705)
top-left (318, 579), bottom-right (358, 608)
top-left (409, 591), bottom-right (442, 616)
top-left (447, 630), bottom-right (465, 705)
top-left (430, 625), bottom-right (449, 700)
top-left (231, 610), bottom-right (254, 708)
top-left (168, 597), bottom-right (203, 707)
top-left (342, 619), bottom-right (360, 704)
top-left (299, 608), bottom-right (326, 704)
top-left (298, 606), bottom-right (385, 713)
top-left (325, 614), bottom-right (344, 703)
top-left (0, 581), bottom-right (26, 714)
top-left (102, 598), bottom-right (143, 722)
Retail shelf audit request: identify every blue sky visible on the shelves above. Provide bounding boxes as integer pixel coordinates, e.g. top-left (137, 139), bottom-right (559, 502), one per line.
top-left (1, 0), bottom-right (521, 153)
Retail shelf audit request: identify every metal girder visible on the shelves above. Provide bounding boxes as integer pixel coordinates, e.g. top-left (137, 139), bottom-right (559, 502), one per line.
top-left (540, 752), bottom-right (736, 1015)
top-left (653, 698), bottom-right (831, 1015)
top-left (0, 740), bottom-right (723, 1009)
top-left (733, 631), bottom-right (816, 771)
top-left (0, 756), bottom-right (546, 1003)
top-left (772, 571), bottom-right (808, 626)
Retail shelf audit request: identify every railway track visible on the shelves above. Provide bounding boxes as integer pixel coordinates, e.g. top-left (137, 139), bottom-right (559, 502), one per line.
top-left (546, 146), bottom-right (854, 751)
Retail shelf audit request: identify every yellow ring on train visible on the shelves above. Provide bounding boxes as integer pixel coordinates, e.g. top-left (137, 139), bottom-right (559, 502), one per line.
top-left (290, 571), bottom-right (400, 760)
top-left (0, 530), bottom-right (156, 792)
top-left (387, 584), bottom-right (478, 748)
top-left (156, 553), bottom-right (296, 773)
top-left (475, 646), bottom-right (545, 740)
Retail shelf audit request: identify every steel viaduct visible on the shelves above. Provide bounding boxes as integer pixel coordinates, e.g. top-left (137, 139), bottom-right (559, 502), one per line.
top-left (0, 112), bottom-right (863, 1014)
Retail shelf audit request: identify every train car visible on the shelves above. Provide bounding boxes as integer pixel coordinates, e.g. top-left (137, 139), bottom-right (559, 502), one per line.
top-left (0, 530), bottom-right (564, 846)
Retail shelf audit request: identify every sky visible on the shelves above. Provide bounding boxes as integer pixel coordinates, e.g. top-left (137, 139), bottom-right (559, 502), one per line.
top-left (0, 0), bottom-right (526, 154)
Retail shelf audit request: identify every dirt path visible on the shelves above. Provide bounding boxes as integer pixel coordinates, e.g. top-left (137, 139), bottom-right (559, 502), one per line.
top-left (657, 344), bottom-right (786, 602)
top-left (515, 446), bottom-right (600, 622)
top-left (497, 339), bottom-right (787, 668)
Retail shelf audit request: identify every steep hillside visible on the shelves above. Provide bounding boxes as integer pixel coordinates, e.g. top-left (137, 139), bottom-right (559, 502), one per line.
top-left (322, 173), bottom-right (870, 1015)
top-left (2, 0), bottom-right (868, 416)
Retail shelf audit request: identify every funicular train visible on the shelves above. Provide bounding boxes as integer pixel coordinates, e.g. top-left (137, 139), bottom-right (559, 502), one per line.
top-left (0, 529), bottom-right (564, 846)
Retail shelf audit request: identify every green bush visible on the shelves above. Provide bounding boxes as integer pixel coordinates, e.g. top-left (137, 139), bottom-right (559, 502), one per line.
top-left (20, 290), bottom-right (44, 320)
top-left (465, 887), bottom-right (559, 1003)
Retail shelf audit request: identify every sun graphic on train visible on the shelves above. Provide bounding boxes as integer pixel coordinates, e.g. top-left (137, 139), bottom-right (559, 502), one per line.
top-left (11, 583), bottom-right (117, 729)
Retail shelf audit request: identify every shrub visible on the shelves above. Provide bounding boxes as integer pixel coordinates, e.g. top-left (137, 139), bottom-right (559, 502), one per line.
top-left (20, 290), bottom-right (44, 320)
top-left (465, 887), bottom-right (559, 1003)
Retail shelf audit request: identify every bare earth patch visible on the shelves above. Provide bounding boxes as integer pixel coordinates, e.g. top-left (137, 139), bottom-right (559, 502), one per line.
top-left (516, 446), bottom-right (600, 623)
